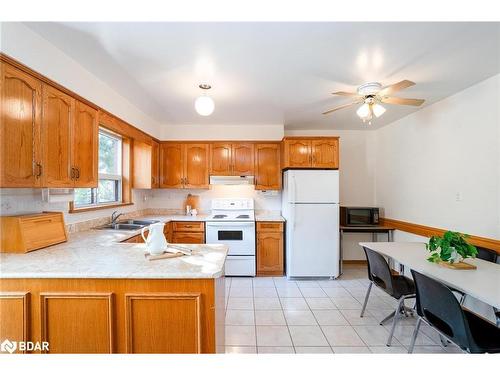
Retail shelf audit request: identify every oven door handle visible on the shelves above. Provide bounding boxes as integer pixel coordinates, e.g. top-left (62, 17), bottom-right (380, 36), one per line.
top-left (206, 222), bottom-right (255, 228)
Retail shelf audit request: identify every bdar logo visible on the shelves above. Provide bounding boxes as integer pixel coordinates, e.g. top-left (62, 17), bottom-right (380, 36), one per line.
top-left (0, 339), bottom-right (17, 353)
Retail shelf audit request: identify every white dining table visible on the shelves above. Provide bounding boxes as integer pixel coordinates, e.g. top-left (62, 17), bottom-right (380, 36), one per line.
top-left (359, 241), bottom-right (500, 309)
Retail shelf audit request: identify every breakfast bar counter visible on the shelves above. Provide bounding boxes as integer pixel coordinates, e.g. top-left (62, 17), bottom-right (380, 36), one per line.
top-left (0, 223), bottom-right (227, 354)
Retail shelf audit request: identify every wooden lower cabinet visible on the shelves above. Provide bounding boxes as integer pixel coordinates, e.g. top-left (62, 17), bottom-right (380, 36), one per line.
top-left (256, 222), bottom-right (284, 276)
top-left (122, 221), bottom-right (205, 244)
top-left (0, 278), bottom-right (225, 354)
top-left (172, 221), bottom-right (205, 244)
top-left (0, 293), bottom-right (29, 353)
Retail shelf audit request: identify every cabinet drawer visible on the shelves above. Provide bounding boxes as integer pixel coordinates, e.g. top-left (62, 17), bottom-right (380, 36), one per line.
top-left (172, 232), bottom-right (205, 244)
top-left (256, 222), bottom-right (283, 232)
top-left (172, 221), bottom-right (204, 232)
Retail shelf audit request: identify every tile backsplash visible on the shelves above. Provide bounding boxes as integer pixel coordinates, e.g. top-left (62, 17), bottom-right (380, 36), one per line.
top-left (0, 185), bottom-right (281, 226)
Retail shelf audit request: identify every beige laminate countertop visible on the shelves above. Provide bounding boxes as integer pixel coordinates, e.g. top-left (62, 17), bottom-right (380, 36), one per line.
top-left (0, 214), bottom-right (227, 279)
top-left (255, 214), bottom-right (286, 222)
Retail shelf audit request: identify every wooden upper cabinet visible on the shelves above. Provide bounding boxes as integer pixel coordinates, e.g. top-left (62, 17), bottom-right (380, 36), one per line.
top-left (72, 101), bottom-right (98, 187)
top-left (133, 139), bottom-right (160, 189)
top-left (254, 143), bottom-right (281, 190)
top-left (0, 63), bottom-right (42, 188)
top-left (283, 139), bottom-right (312, 168)
top-left (210, 142), bottom-right (254, 176)
top-left (282, 137), bottom-right (339, 169)
top-left (160, 143), bottom-right (183, 188)
top-left (312, 139), bottom-right (339, 168)
top-left (184, 144), bottom-right (209, 189)
top-left (151, 140), bottom-right (160, 188)
top-left (232, 143), bottom-right (254, 176)
top-left (210, 143), bottom-right (232, 175)
top-left (132, 140), bottom-right (153, 189)
top-left (41, 85), bottom-right (74, 187)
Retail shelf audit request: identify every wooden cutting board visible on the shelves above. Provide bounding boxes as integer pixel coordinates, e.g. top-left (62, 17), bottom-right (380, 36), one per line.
top-left (185, 194), bottom-right (200, 211)
top-left (438, 261), bottom-right (477, 270)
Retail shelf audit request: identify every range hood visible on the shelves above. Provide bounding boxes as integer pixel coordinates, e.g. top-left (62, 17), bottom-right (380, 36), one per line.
top-left (209, 176), bottom-right (255, 185)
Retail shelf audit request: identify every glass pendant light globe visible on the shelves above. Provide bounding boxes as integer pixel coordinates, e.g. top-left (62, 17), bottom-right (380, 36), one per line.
top-left (195, 95), bottom-right (215, 116)
top-left (356, 103), bottom-right (370, 119)
top-left (372, 103), bottom-right (386, 118)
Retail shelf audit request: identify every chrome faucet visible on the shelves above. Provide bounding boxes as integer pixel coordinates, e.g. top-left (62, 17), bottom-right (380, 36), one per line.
top-left (111, 211), bottom-right (124, 224)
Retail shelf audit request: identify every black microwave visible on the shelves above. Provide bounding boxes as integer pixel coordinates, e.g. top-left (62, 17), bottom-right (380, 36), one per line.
top-left (340, 207), bottom-right (380, 226)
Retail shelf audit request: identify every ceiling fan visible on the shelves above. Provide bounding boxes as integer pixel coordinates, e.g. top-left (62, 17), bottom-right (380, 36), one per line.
top-left (322, 80), bottom-right (425, 124)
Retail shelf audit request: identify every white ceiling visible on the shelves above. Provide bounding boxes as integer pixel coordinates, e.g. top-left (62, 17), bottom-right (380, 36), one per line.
top-left (25, 22), bottom-right (500, 130)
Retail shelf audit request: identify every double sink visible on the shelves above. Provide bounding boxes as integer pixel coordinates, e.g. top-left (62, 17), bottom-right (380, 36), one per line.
top-left (96, 219), bottom-right (160, 231)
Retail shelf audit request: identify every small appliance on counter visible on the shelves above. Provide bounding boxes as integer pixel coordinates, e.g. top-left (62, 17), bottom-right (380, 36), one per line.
top-left (0, 211), bottom-right (67, 253)
top-left (340, 206), bottom-right (380, 226)
top-left (205, 198), bottom-right (256, 276)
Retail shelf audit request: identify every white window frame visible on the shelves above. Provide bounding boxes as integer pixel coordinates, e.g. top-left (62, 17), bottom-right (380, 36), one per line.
top-left (73, 128), bottom-right (123, 208)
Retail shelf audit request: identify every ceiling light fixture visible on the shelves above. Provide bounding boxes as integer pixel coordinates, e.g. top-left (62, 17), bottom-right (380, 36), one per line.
top-left (195, 84), bottom-right (215, 116)
top-left (372, 103), bottom-right (386, 118)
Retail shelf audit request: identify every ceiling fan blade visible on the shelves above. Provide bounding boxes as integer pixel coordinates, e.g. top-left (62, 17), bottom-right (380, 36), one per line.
top-left (381, 97), bottom-right (425, 106)
top-left (332, 91), bottom-right (359, 97)
top-left (322, 101), bottom-right (360, 115)
top-left (378, 80), bottom-right (415, 97)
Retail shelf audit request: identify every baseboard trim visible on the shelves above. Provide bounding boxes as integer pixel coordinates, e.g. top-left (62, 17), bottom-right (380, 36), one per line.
top-left (342, 260), bottom-right (367, 265)
top-left (380, 217), bottom-right (500, 254)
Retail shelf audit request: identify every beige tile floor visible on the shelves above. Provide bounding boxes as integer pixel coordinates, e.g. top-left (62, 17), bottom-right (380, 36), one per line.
top-left (224, 265), bottom-right (462, 354)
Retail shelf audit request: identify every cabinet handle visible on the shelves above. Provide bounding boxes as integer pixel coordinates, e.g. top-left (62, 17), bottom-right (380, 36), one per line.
top-left (70, 167), bottom-right (75, 180)
top-left (35, 163), bottom-right (42, 178)
top-left (75, 168), bottom-right (80, 179)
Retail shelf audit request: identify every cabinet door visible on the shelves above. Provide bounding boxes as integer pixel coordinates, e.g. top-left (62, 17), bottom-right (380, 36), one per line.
top-left (254, 143), bottom-right (281, 190)
top-left (232, 143), bottom-right (254, 176)
top-left (160, 143), bottom-right (183, 188)
top-left (132, 140), bottom-right (153, 189)
top-left (151, 140), bottom-right (160, 188)
top-left (257, 231), bottom-right (283, 276)
top-left (0, 63), bottom-right (42, 187)
top-left (184, 144), bottom-right (209, 189)
top-left (42, 85), bottom-right (74, 187)
top-left (209, 143), bottom-right (232, 175)
top-left (72, 101), bottom-right (98, 187)
top-left (312, 139), bottom-right (339, 168)
top-left (283, 139), bottom-right (311, 168)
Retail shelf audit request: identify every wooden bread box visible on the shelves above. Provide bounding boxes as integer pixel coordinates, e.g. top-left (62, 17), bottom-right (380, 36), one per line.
top-left (0, 212), bottom-right (67, 253)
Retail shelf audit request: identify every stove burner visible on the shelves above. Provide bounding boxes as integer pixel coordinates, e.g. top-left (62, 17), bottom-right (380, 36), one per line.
top-left (213, 214), bottom-right (228, 219)
top-left (236, 215), bottom-right (250, 219)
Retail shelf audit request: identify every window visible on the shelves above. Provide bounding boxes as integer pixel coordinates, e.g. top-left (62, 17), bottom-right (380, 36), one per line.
top-left (74, 129), bottom-right (122, 208)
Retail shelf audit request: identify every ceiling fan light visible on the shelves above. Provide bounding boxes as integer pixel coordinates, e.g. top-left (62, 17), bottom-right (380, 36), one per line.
top-left (195, 95), bottom-right (215, 116)
top-left (356, 103), bottom-right (371, 119)
top-left (372, 103), bottom-right (386, 118)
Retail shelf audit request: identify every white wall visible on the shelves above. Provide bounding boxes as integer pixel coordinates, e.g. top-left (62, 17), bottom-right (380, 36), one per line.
top-left (286, 129), bottom-right (378, 259)
top-left (160, 124), bottom-right (284, 141)
top-left (0, 22), bottom-right (161, 138)
top-left (375, 74), bottom-right (500, 240)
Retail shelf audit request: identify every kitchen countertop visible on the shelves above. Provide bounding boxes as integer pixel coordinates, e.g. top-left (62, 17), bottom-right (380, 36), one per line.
top-left (0, 214), bottom-right (227, 279)
top-left (255, 213), bottom-right (286, 222)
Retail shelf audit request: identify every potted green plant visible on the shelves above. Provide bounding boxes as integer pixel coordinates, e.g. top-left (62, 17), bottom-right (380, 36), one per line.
top-left (426, 231), bottom-right (478, 264)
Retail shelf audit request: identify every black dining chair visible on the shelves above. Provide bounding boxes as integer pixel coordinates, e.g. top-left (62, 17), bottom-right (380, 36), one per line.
top-left (453, 247), bottom-right (499, 326)
top-left (409, 270), bottom-right (500, 353)
top-left (361, 246), bottom-right (416, 346)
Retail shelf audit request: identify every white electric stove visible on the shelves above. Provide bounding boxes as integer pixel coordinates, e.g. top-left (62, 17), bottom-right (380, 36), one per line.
top-left (205, 198), bottom-right (256, 276)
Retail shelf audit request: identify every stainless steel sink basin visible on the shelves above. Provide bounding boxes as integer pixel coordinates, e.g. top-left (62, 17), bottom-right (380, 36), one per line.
top-left (120, 219), bottom-right (160, 225)
top-left (95, 223), bottom-right (144, 230)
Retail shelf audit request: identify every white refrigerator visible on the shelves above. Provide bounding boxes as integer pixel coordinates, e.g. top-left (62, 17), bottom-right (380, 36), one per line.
top-left (282, 170), bottom-right (340, 278)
